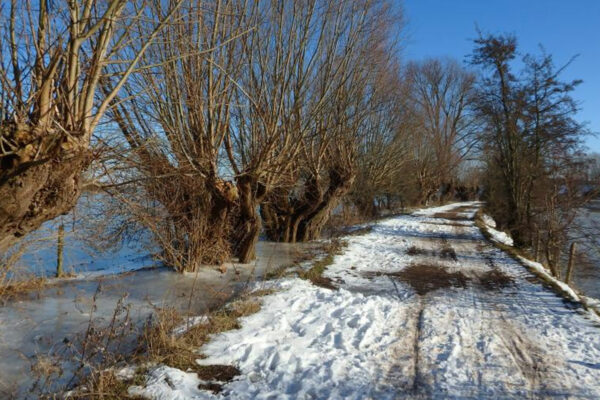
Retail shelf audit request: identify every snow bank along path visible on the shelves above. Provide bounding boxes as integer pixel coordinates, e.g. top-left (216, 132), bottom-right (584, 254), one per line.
top-left (130, 202), bottom-right (600, 399)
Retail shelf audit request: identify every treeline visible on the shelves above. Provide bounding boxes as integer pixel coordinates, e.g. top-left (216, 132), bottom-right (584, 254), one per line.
top-left (0, 1), bottom-right (595, 274)
top-left (472, 33), bottom-right (597, 277)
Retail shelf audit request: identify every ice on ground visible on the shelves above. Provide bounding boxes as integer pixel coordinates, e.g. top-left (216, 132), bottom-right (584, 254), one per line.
top-left (130, 202), bottom-right (600, 399)
top-left (173, 315), bottom-right (209, 336)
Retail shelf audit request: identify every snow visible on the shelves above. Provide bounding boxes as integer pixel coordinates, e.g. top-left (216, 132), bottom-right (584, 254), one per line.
top-left (115, 366), bottom-right (138, 381)
top-left (481, 213), bottom-right (497, 228)
top-left (480, 213), bottom-right (514, 246)
top-left (129, 202), bottom-right (600, 399)
top-left (412, 201), bottom-right (479, 217)
top-left (130, 279), bottom-right (406, 399)
top-left (517, 256), bottom-right (581, 301)
top-left (129, 366), bottom-right (213, 400)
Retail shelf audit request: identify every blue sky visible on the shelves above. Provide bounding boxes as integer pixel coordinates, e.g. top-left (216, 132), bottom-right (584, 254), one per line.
top-left (402, 0), bottom-right (600, 153)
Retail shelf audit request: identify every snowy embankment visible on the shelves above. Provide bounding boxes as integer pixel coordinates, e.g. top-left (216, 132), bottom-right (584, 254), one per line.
top-left (129, 201), bottom-right (600, 399)
top-left (478, 212), bottom-right (600, 316)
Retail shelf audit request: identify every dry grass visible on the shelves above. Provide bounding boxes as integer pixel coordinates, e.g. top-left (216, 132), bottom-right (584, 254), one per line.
top-left (367, 263), bottom-right (470, 295)
top-left (439, 246), bottom-right (458, 261)
top-left (263, 263), bottom-right (295, 280)
top-left (0, 276), bottom-right (46, 300)
top-left (65, 292), bottom-right (265, 399)
top-left (143, 297), bottom-right (262, 371)
top-left (0, 230), bottom-right (72, 300)
top-left (298, 239), bottom-right (347, 290)
top-left (0, 243), bottom-right (48, 300)
top-left (65, 369), bottom-right (147, 400)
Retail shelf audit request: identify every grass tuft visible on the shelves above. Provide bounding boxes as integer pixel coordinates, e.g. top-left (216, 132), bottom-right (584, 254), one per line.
top-left (298, 239), bottom-right (347, 290)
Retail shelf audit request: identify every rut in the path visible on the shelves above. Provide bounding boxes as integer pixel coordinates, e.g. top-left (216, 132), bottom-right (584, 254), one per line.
top-left (411, 301), bottom-right (426, 394)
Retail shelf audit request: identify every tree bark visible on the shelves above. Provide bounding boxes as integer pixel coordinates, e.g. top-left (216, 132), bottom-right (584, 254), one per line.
top-left (146, 170), bottom-right (237, 270)
top-left (261, 167), bottom-right (355, 244)
top-left (233, 176), bottom-right (265, 263)
top-left (0, 149), bottom-right (89, 253)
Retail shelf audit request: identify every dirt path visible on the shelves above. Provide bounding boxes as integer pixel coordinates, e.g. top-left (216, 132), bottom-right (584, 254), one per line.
top-left (328, 203), bottom-right (600, 399)
top-left (126, 202), bottom-right (600, 400)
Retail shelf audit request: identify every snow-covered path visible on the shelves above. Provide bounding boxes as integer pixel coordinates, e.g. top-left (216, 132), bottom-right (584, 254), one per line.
top-left (131, 202), bottom-right (600, 399)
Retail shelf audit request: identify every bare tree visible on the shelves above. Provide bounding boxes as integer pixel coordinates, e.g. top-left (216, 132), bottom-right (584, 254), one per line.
top-left (350, 61), bottom-right (412, 217)
top-left (260, 0), bottom-right (401, 243)
top-left (101, 0), bottom-right (246, 271)
top-left (404, 58), bottom-right (477, 204)
top-left (471, 32), bottom-right (589, 257)
top-left (0, 0), bottom-right (184, 252)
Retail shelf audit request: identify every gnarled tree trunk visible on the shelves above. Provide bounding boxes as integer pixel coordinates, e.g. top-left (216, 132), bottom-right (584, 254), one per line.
top-left (0, 125), bottom-right (90, 253)
top-left (261, 166), bottom-right (355, 244)
top-left (232, 176), bottom-right (266, 263)
top-left (0, 0), bottom-right (183, 253)
top-left (296, 167), bottom-right (355, 242)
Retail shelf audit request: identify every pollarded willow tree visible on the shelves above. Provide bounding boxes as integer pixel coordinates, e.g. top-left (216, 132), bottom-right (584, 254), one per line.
top-left (104, 0), bottom-right (246, 271)
top-left (103, 0), bottom-right (394, 265)
top-left (260, 0), bottom-right (401, 243)
top-left (225, 0), bottom-right (328, 260)
top-left (0, 0), bottom-right (183, 253)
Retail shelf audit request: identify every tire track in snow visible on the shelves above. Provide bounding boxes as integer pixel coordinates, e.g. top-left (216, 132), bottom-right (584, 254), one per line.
top-left (411, 301), bottom-right (426, 394)
top-left (131, 202), bottom-right (600, 399)
top-left (450, 221), bottom-right (576, 398)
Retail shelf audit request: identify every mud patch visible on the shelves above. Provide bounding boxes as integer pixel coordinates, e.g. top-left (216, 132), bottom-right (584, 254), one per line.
top-left (479, 269), bottom-right (515, 291)
top-left (195, 364), bottom-right (240, 393)
top-left (367, 264), bottom-right (470, 295)
top-left (406, 246), bottom-right (429, 256)
top-left (309, 276), bottom-right (337, 290)
top-left (439, 246), bottom-right (458, 261)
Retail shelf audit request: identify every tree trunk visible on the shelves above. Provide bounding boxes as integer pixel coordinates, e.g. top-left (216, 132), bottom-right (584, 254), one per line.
top-left (144, 171), bottom-right (237, 271)
top-left (0, 152), bottom-right (89, 253)
top-left (233, 176), bottom-right (265, 263)
top-left (297, 167), bottom-right (355, 242)
top-left (260, 190), bottom-right (292, 242)
top-left (355, 197), bottom-right (377, 218)
top-left (260, 167), bottom-right (354, 244)
top-left (56, 222), bottom-right (65, 278)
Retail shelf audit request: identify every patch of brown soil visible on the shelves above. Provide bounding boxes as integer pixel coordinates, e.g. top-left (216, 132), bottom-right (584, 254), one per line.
top-left (196, 364), bottom-right (240, 381)
top-left (439, 246), bottom-right (458, 261)
top-left (479, 269), bottom-right (515, 291)
top-left (309, 276), bottom-right (337, 290)
top-left (195, 364), bottom-right (241, 393)
top-left (368, 264), bottom-right (470, 295)
top-left (406, 246), bottom-right (428, 256)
